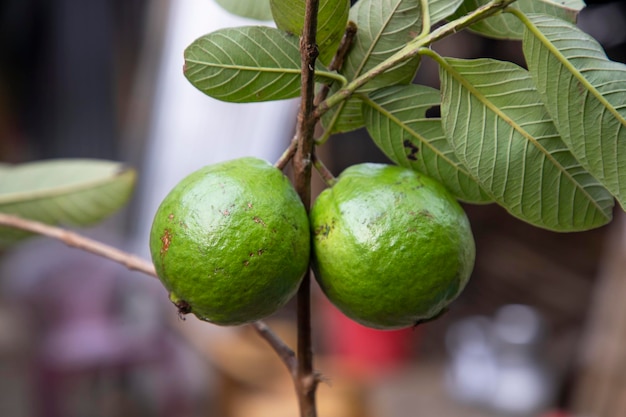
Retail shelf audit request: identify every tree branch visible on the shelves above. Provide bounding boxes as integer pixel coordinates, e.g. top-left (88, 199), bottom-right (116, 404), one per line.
top-left (251, 320), bottom-right (298, 373)
top-left (0, 213), bottom-right (157, 277)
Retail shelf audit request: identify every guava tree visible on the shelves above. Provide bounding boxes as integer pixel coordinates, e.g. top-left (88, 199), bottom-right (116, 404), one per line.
top-left (1, 0), bottom-right (625, 416)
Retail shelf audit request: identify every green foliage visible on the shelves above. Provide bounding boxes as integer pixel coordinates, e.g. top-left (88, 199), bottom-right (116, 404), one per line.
top-left (320, 0), bottom-right (463, 134)
top-left (321, 0), bottom-right (426, 134)
top-left (519, 12), bottom-right (626, 210)
top-left (11, 0), bottom-right (620, 242)
top-left (270, 0), bottom-right (350, 65)
top-left (451, 0), bottom-right (585, 39)
top-left (362, 84), bottom-right (492, 204)
top-left (194, 0), bottom-right (626, 232)
top-left (0, 159), bottom-right (136, 247)
top-left (213, 0), bottom-right (274, 21)
top-left (436, 56), bottom-right (613, 231)
top-left (184, 26), bottom-right (343, 103)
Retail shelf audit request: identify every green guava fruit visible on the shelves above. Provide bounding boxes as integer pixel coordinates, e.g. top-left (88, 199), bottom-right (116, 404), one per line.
top-left (149, 157), bottom-right (310, 326)
top-left (310, 163), bottom-right (475, 330)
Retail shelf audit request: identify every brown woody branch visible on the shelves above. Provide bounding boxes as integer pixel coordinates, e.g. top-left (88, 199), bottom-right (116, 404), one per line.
top-left (291, 0), bottom-right (321, 416)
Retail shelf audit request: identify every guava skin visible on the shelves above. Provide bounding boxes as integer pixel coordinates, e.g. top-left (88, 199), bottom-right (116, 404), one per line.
top-left (310, 163), bottom-right (475, 330)
top-left (149, 157), bottom-right (310, 326)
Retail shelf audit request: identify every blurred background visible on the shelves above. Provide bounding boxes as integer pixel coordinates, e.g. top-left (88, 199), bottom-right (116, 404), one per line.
top-left (1, 0), bottom-right (626, 416)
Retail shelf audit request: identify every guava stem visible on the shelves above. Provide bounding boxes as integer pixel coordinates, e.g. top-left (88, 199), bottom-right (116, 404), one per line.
top-left (251, 321), bottom-right (297, 369)
top-left (313, 21), bottom-right (358, 108)
top-left (291, 0), bottom-right (321, 416)
top-left (274, 136), bottom-right (299, 171)
top-left (312, 154), bottom-right (337, 187)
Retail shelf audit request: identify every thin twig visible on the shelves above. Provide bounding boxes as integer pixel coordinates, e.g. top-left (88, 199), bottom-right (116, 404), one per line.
top-left (274, 136), bottom-right (299, 171)
top-left (0, 213), bottom-right (157, 277)
top-left (312, 153), bottom-right (336, 187)
top-left (251, 321), bottom-right (298, 373)
top-left (0, 212), bottom-right (298, 375)
top-left (314, 21), bottom-right (357, 107)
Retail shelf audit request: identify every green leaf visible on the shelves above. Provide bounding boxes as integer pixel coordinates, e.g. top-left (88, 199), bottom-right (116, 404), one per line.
top-left (451, 0), bottom-right (585, 40)
top-left (520, 13), bottom-right (626, 211)
top-left (0, 159), bottom-right (136, 247)
top-left (438, 57), bottom-right (613, 231)
top-left (429, 0), bottom-right (465, 24)
top-left (270, 0), bottom-right (350, 66)
top-left (214, 0), bottom-right (273, 21)
top-left (362, 84), bottom-right (492, 203)
top-left (322, 0), bottom-right (424, 134)
top-left (184, 26), bottom-right (342, 103)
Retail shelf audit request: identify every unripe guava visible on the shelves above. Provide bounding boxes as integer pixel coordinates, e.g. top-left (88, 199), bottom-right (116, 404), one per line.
top-left (310, 163), bottom-right (475, 330)
top-left (149, 157), bottom-right (309, 325)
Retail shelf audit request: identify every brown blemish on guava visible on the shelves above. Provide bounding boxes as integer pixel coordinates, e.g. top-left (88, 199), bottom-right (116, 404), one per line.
top-left (314, 224), bottom-right (331, 238)
top-left (160, 229), bottom-right (172, 255)
top-left (243, 260), bottom-right (250, 267)
top-left (248, 248), bottom-right (265, 257)
top-left (247, 202), bottom-right (253, 210)
top-left (168, 213), bottom-right (175, 221)
top-left (222, 209), bottom-right (230, 216)
top-left (253, 216), bottom-right (267, 227)
top-left (420, 209), bottom-right (434, 219)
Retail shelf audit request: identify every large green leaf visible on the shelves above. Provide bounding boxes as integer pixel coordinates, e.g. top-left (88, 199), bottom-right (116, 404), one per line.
top-left (0, 159), bottom-right (136, 247)
top-left (214, 0), bottom-right (273, 21)
top-left (270, 0), bottom-right (350, 66)
top-left (438, 57), bottom-right (613, 231)
top-left (451, 0), bottom-right (584, 40)
top-left (362, 84), bottom-right (491, 203)
top-left (520, 13), bottom-right (626, 210)
top-left (321, 0), bottom-right (424, 135)
top-left (184, 26), bottom-right (342, 103)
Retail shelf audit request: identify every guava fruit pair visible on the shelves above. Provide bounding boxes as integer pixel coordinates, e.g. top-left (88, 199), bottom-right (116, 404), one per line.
top-left (149, 157), bottom-right (475, 329)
